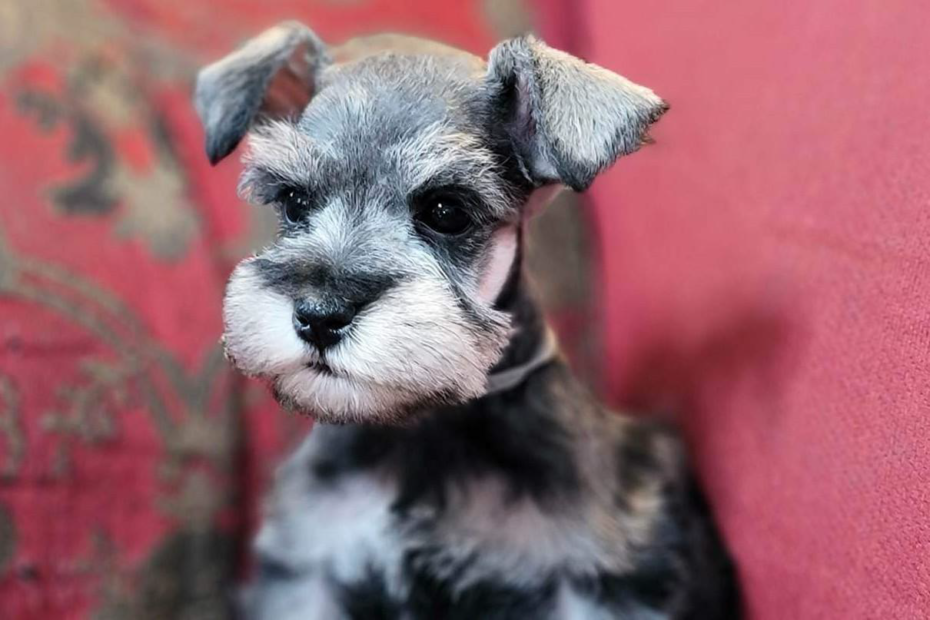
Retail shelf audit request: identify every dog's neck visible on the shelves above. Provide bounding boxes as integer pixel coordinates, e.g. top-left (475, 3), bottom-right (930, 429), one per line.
top-left (484, 274), bottom-right (558, 395)
top-left (485, 327), bottom-right (557, 395)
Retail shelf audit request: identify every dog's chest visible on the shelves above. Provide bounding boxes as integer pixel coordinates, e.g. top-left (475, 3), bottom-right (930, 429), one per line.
top-left (249, 430), bottom-right (647, 619)
top-left (255, 466), bottom-right (403, 588)
top-left (257, 467), bottom-right (593, 581)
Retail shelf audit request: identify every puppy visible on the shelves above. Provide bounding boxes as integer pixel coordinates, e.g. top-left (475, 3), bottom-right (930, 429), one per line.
top-left (194, 21), bottom-right (740, 619)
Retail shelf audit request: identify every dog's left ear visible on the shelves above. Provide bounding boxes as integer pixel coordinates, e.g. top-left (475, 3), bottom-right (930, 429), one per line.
top-left (194, 21), bottom-right (330, 165)
top-left (486, 36), bottom-right (667, 192)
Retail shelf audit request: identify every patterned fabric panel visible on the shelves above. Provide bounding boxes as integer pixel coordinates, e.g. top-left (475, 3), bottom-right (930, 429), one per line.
top-left (0, 1), bottom-right (592, 618)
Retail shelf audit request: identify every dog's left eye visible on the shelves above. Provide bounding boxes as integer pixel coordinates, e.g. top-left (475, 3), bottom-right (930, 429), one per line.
top-left (278, 188), bottom-right (312, 224)
top-left (415, 195), bottom-right (472, 236)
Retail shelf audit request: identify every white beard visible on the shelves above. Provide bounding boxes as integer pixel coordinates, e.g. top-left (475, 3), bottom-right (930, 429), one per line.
top-left (222, 258), bottom-right (511, 423)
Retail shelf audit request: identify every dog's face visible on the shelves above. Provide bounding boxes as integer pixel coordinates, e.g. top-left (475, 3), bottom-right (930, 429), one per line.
top-left (195, 23), bottom-right (665, 423)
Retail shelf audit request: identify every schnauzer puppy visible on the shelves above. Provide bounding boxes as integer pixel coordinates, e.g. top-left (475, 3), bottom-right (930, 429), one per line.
top-left (195, 21), bottom-right (739, 619)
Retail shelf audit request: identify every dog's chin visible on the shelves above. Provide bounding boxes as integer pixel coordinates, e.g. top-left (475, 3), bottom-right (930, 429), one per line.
top-left (269, 365), bottom-right (474, 425)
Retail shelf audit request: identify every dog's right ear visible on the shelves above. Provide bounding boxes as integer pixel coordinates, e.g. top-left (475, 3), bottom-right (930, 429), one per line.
top-left (194, 22), bottom-right (330, 165)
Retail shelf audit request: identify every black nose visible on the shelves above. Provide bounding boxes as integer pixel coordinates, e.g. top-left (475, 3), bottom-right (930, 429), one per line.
top-left (293, 300), bottom-right (357, 351)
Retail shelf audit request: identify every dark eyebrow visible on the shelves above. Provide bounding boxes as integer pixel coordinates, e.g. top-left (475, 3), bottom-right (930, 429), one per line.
top-left (386, 125), bottom-right (514, 217)
top-left (239, 120), bottom-right (329, 194)
top-left (239, 165), bottom-right (311, 205)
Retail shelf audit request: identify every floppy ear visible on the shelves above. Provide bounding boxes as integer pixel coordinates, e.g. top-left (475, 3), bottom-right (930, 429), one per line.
top-left (486, 36), bottom-right (667, 192)
top-left (194, 21), bottom-right (330, 165)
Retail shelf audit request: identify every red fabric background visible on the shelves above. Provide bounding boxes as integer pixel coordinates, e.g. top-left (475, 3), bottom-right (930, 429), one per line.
top-left (578, 1), bottom-right (930, 618)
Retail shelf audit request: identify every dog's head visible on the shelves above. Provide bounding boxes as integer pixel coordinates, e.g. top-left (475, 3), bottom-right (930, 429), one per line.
top-left (195, 22), bottom-right (666, 424)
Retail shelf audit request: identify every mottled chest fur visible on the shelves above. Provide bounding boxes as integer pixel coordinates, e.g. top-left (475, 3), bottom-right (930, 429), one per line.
top-left (245, 364), bottom-right (738, 620)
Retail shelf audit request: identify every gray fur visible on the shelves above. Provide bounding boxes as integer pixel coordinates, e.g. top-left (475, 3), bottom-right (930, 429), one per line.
top-left (195, 21), bottom-right (330, 164)
top-left (194, 21), bottom-right (737, 620)
top-left (486, 36), bottom-right (669, 191)
top-left (195, 23), bottom-right (669, 423)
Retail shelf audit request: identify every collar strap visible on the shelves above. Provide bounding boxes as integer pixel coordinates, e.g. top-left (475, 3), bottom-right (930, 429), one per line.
top-left (484, 327), bottom-right (559, 396)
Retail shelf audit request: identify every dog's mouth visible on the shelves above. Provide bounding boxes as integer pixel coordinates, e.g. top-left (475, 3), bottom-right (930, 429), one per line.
top-left (303, 359), bottom-right (385, 387)
top-left (307, 359), bottom-right (335, 376)
top-left (301, 357), bottom-right (402, 392)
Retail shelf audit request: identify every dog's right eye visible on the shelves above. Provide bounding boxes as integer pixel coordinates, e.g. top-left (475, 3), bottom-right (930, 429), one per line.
top-left (277, 188), bottom-right (312, 224)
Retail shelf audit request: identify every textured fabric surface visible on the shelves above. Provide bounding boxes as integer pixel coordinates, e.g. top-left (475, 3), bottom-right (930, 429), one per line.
top-left (0, 1), bottom-right (595, 618)
top-left (579, 1), bottom-right (930, 618)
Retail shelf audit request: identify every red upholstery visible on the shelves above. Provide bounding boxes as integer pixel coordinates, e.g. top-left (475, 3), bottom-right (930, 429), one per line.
top-left (578, 2), bottom-right (930, 618)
